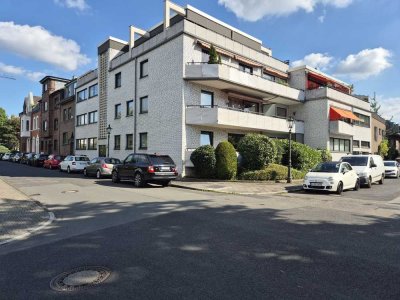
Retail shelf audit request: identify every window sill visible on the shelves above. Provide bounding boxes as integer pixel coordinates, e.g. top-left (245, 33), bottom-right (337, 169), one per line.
top-left (125, 148), bottom-right (133, 151)
top-left (114, 117), bottom-right (121, 120)
top-left (139, 112), bottom-right (148, 115)
top-left (114, 148), bottom-right (121, 151)
top-left (139, 147), bottom-right (148, 150)
top-left (126, 114), bottom-right (134, 117)
top-left (115, 86), bottom-right (121, 89)
top-left (140, 75), bottom-right (148, 79)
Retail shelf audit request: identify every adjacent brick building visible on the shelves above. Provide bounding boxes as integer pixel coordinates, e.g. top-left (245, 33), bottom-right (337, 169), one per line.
top-left (371, 112), bottom-right (386, 154)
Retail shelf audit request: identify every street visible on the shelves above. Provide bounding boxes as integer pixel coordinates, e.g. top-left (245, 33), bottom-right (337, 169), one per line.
top-left (1, 162), bottom-right (400, 299)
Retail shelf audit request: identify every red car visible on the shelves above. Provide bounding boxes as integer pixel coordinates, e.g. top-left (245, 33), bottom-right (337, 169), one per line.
top-left (44, 155), bottom-right (66, 170)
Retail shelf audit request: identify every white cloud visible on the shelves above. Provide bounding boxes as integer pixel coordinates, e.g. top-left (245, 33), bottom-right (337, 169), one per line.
top-left (218, 0), bottom-right (353, 21)
top-left (335, 47), bottom-right (392, 80)
top-left (377, 96), bottom-right (400, 123)
top-left (54, 0), bottom-right (89, 11)
top-left (292, 53), bottom-right (333, 70)
top-left (0, 62), bottom-right (46, 81)
top-left (0, 22), bottom-right (90, 71)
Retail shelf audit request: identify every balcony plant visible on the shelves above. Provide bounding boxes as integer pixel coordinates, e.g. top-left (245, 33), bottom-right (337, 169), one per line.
top-left (208, 45), bottom-right (221, 64)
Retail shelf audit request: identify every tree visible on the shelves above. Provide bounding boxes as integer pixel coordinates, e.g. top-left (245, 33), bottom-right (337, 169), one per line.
top-left (0, 107), bottom-right (6, 127)
top-left (0, 108), bottom-right (20, 151)
top-left (370, 93), bottom-right (381, 113)
top-left (378, 139), bottom-right (389, 158)
top-left (208, 45), bottom-right (220, 64)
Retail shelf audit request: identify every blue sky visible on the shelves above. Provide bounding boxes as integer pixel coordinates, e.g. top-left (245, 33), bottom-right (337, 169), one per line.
top-left (0, 0), bottom-right (399, 121)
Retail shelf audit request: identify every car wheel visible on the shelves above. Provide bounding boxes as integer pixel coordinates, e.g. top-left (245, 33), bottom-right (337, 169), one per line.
top-left (134, 173), bottom-right (144, 188)
top-left (336, 181), bottom-right (343, 195)
top-left (67, 166), bottom-right (71, 174)
top-left (379, 175), bottom-right (384, 185)
top-left (161, 180), bottom-right (171, 187)
top-left (353, 179), bottom-right (360, 191)
top-left (96, 170), bottom-right (102, 179)
top-left (366, 177), bottom-right (372, 188)
top-left (112, 171), bottom-right (120, 183)
top-left (83, 168), bottom-right (88, 177)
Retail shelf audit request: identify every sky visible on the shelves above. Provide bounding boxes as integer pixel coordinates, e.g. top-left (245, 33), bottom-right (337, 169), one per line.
top-left (0, 0), bottom-right (399, 121)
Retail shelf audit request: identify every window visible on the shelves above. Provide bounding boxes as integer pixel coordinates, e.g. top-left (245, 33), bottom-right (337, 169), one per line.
top-left (201, 131), bottom-right (213, 146)
top-left (379, 128), bottom-right (381, 135)
top-left (88, 138), bottom-right (97, 150)
top-left (330, 138), bottom-right (350, 152)
top-left (68, 107), bottom-right (73, 119)
top-left (139, 133), bottom-right (148, 149)
top-left (114, 135), bottom-right (121, 150)
top-left (140, 96), bottom-right (148, 114)
top-left (115, 72), bottom-right (121, 88)
top-left (76, 114), bottom-right (87, 126)
top-left (263, 73), bottom-right (275, 82)
top-left (126, 134), bottom-right (133, 150)
top-left (361, 141), bottom-right (370, 148)
top-left (126, 100), bottom-right (134, 116)
top-left (353, 140), bottom-right (360, 148)
top-left (239, 63), bottom-right (253, 74)
top-left (374, 126), bottom-right (378, 141)
top-left (140, 60), bottom-right (149, 78)
top-left (42, 120), bottom-right (48, 131)
top-left (115, 104), bottom-right (121, 119)
top-left (276, 107), bottom-right (287, 118)
top-left (62, 132), bottom-right (68, 145)
top-left (354, 113), bottom-right (370, 128)
top-left (44, 83), bottom-right (47, 92)
top-left (26, 120), bottom-right (29, 131)
top-left (54, 140), bottom-right (58, 151)
top-left (54, 119), bottom-right (58, 130)
top-left (76, 139), bottom-right (87, 150)
top-left (201, 91), bottom-right (213, 107)
top-left (63, 109), bottom-right (67, 121)
top-left (88, 111), bottom-right (98, 124)
top-left (88, 84), bottom-right (98, 98)
top-left (77, 89), bottom-right (87, 102)
top-left (44, 101), bottom-right (48, 111)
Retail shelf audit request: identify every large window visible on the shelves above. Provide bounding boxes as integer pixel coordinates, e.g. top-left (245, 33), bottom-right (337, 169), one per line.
top-left (44, 101), bottom-right (48, 111)
top-left (26, 120), bottom-right (29, 131)
top-left (201, 91), bottom-right (214, 107)
top-left (115, 72), bottom-right (121, 88)
top-left (89, 84), bottom-right (98, 98)
top-left (63, 132), bottom-right (68, 145)
top-left (239, 63), bottom-right (253, 74)
top-left (115, 104), bottom-right (121, 119)
top-left (140, 96), bottom-right (148, 114)
top-left (127, 100), bottom-right (134, 116)
top-left (68, 107), bottom-right (73, 119)
top-left (140, 60), bottom-right (149, 78)
top-left (201, 131), bottom-right (214, 146)
top-left (88, 111), bottom-right (98, 124)
top-left (276, 107), bottom-right (287, 118)
top-left (330, 138), bottom-right (350, 153)
top-left (63, 109), bottom-right (67, 121)
top-left (139, 133), bottom-right (148, 150)
top-left (114, 135), bottom-right (121, 150)
top-left (88, 138), bottom-right (97, 150)
top-left (76, 139), bottom-right (87, 150)
top-left (126, 134), bottom-right (133, 150)
top-left (354, 113), bottom-right (370, 128)
top-left (77, 89), bottom-right (87, 102)
top-left (76, 114), bottom-right (86, 126)
top-left (361, 141), bottom-right (370, 148)
top-left (353, 140), bottom-right (360, 148)
top-left (42, 120), bottom-right (47, 131)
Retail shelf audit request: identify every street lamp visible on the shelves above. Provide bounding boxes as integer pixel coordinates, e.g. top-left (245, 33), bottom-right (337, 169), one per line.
top-left (106, 124), bottom-right (112, 157)
top-left (286, 116), bottom-right (295, 183)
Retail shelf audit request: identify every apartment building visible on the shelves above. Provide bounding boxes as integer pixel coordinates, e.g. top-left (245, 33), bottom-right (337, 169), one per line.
top-left (31, 101), bottom-right (41, 153)
top-left (289, 66), bottom-right (372, 160)
top-left (59, 79), bottom-right (77, 156)
top-left (75, 70), bottom-right (99, 157)
top-left (19, 92), bottom-right (40, 152)
top-left (371, 113), bottom-right (386, 154)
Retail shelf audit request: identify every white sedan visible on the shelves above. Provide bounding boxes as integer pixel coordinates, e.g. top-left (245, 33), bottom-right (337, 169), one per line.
top-left (303, 162), bottom-right (360, 195)
top-left (384, 161), bottom-right (400, 178)
top-left (60, 155), bottom-right (90, 174)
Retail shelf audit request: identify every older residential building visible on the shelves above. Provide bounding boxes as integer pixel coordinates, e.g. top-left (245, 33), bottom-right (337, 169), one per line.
top-left (59, 79), bottom-right (77, 156)
top-left (371, 113), bottom-right (386, 154)
top-left (19, 92), bottom-right (40, 152)
top-left (31, 101), bottom-right (41, 153)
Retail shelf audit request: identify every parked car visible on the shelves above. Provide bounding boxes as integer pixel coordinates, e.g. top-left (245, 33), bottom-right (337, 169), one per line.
top-left (43, 155), bottom-right (66, 169)
top-left (32, 154), bottom-right (49, 167)
top-left (7, 153), bottom-right (16, 162)
top-left (84, 157), bottom-right (121, 179)
top-left (384, 161), bottom-right (400, 178)
top-left (340, 155), bottom-right (385, 188)
top-left (303, 161), bottom-right (359, 195)
top-left (0, 153), bottom-right (4, 160)
top-left (12, 152), bottom-right (23, 163)
top-left (23, 153), bottom-right (36, 165)
top-left (60, 155), bottom-right (90, 173)
top-left (112, 153), bottom-right (178, 187)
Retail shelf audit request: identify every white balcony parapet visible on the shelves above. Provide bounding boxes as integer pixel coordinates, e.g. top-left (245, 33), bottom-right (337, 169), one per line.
top-left (186, 106), bottom-right (304, 134)
top-left (329, 120), bottom-right (355, 136)
top-left (185, 63), bottom-right (304, 103)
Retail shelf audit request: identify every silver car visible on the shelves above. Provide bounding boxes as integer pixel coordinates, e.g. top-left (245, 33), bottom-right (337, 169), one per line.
top-left (83, 157), bottom-right (121, 179)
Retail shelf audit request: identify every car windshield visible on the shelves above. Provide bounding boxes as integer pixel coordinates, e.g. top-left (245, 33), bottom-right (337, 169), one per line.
top-left (384, 161), bottom-right (396, 167)
top-left (148, 155), bottom-right (174, 165)
top-left (341, 156), bottom-right (368, 166)
top-left (75, 156), bottom-right (90, 161)
top-left (105, 158), bottom-right (121, 164)
top-left (311, 163), bottom-right (340, 173)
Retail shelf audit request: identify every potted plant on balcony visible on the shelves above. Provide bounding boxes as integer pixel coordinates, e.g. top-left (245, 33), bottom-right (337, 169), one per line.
top-left (208, 45), bottom-right (221, 64)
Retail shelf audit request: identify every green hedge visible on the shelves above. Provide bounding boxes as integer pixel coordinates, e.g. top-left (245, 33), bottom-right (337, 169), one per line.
top-left (273, 139), bottom-right (321, 171)
top-left (215, 141), bottom-right (237, 180)
top-left (190, 145), bottom-right (216, 178)
top-left (240, 164), bottom-right (306, 181)
top-left (0, 144), bottom-right (9, 153)
top-left (237, 134), bottom-right (276, 171)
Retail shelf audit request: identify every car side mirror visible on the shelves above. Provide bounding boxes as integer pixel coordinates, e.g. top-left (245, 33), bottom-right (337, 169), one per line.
top-left (371, 163), bottom-right (377, 168)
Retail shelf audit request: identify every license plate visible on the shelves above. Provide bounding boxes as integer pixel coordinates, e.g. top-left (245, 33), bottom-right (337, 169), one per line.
top-left (310, 182), bottom-right (322, 186)
top-left (160, 167), bottom-right (170, 171)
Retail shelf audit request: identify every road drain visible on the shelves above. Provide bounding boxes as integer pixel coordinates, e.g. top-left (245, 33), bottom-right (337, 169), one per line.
top-left (50, 266), bottom-right (111, 292)
top-left (61, 190), bottom-right (79, 194)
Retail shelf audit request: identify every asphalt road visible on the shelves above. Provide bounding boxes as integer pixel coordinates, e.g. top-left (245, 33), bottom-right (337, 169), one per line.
top-left (1, 162), bottom-right (400, 299)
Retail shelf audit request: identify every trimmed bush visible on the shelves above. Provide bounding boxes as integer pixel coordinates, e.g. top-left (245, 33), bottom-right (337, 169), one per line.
top-left (240, 164), bottom-right (306, 181)
top-left (0, 144), bottom-right (10, 153)
top-left (319, 149), bottom-right (332, 162)
top-left (237, 134), bottom-right (276, 171)
top-left (215, 141), bottom-right (237, 180)
top-left (190, 145), bottom-right (216, 178)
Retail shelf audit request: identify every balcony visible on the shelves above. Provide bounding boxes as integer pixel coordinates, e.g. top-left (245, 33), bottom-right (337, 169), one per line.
top-left (186, 106), bottom-right (304, 134)
top-left (329, 120), bottom-right (355, 136)
top-left (184, 63), bottom-right (304, 105)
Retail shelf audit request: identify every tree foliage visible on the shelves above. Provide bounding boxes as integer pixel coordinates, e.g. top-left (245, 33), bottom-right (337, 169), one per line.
top-left (208, 45), bottom-right (221, 64)
top-left (0, 108), bottom-right (20, 150)
top-left (190, 145), bottom-right (216, 178)
top-left (378, 139), bottom-right (389, 158)
top-left (237, 134), bottom-right (276, 171)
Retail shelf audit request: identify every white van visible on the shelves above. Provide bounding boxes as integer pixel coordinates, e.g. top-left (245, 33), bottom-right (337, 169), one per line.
top-left (340, 155), bottom-right (385, 188)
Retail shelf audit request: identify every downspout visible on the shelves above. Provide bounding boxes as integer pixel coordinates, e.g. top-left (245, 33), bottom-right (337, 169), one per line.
top-left (134, 57), bottom-right (138, 152)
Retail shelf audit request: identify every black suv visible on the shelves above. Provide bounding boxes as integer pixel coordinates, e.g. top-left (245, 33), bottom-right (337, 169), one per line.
top-left (112, 154), bottom-right (178, 187)
top-left (32, 154), bottom-right (49, 167)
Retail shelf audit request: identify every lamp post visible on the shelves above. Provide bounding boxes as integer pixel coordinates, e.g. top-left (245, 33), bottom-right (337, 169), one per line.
top-left (286, 116), bottom-right (295, 183)
top-left (106, 124), bottom-right (112, 157)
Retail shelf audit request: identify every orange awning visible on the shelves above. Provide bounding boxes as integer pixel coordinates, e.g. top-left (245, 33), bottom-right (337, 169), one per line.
top-left (197, 40), bottom-right (234, 58)
top-left (330, 107), bottom-right (361, 121)
top-left (263, 66), bottom-right (289, 79)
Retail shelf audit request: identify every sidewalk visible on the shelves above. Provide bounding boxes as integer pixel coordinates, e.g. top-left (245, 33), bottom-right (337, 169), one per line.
top-left (0, 179), bottom-right (52, 245)
top-left (171, 179), bottom-right (303, 195)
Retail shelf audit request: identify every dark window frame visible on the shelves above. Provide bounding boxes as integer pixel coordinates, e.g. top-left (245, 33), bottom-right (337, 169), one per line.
top-left (77, 89), bottom-right (88, 102)
top-left (126, 100), bottom-right (134, 116)
top-left (115, 104), bottom-right (122, 119)
top-left (88, 111), bottom-right (98, 124)
top-left (139, 132), bottom-right (148, 150)
top-left (126, 134), bottom-right (133, 150)
top-left (115, 72), bottom-right (122, 88)
top-left (201, 131), bottom-right (214, 146)
top-left (114, 135), bottom-right (121, 150)
top-left (200, 90), bottom-right (214, 108)
top-left (140, 60), bottom-right (149, 78)
top-left (140, 96), bottom-right (148, 114)
top-left (87, 138), bottom-right (97, 150)
top-left (88, 84), bottom-right (98, 98)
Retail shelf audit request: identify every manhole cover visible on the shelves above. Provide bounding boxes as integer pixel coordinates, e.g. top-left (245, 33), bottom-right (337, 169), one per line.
top-left (50, 266), bottom-right (111, 292)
